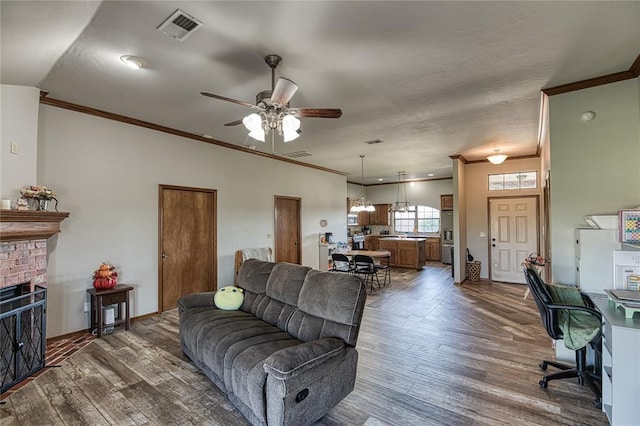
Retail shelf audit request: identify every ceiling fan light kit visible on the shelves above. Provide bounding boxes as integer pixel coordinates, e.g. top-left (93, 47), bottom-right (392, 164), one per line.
top-left (487, 149), bottom-right (508, 165)
top-left (201, 54), bottom-right (341, 150)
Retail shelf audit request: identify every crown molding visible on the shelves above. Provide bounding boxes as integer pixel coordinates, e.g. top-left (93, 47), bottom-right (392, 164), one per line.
top-left (38, 97), bottom-right (349, 177)
top-left (543, 53), bottom-right (640, 96)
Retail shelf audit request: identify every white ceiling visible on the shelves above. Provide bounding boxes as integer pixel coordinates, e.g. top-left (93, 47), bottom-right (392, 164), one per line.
top-left (2, 1), bottom-right (639, 184)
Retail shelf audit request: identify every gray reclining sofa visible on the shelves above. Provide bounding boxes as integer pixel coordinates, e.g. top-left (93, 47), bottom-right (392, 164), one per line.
top-left (178, 259), bottom-right (367, 425)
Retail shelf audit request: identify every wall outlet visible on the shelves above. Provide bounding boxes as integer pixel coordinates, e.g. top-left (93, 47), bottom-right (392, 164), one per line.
top-left (84, 302), bottom-right (90, 313)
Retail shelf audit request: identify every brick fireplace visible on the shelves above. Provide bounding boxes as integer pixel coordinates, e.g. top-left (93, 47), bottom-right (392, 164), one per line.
top-left (0, 210), bottom-right (69, 392)
top-left (0, 210), bottom-right (69, 291)
top-left (0, 240), bottom-right (48, 291)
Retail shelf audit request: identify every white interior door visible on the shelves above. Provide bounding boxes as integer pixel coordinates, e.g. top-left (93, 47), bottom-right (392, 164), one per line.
top-left (490, 197), bottom-right (538, 283)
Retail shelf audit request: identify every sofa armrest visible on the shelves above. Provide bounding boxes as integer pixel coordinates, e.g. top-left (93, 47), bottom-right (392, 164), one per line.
top-left (177, 292), bottom-right (216, 313)
top-left (263, 338), bottom-right (346, 380)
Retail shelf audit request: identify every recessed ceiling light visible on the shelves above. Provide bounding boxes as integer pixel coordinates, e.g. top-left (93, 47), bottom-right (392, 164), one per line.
top-left (378, 178), bottom-right (383, 181)
top-left (120, 55), bottom-right (144, 69)
top-left (428, 173), bottom-right (434, 177)
top-left (410, 181), bottom-right (416, 187)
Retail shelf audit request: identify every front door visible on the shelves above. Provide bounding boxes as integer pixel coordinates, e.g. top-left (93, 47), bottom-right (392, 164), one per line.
top-left (274, 196), bottom-right (301, 264)
top-left (489, 196), bottom-right (538, 283)
top-left (159, 185), bottom-right (216, 311)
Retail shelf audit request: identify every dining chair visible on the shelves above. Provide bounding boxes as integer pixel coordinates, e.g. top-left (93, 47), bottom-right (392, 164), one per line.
top-left (353, 255), bottom-right (380, 292)
top-left (331, 253), bottom-right (354, 273)
top-left (374, 256), bottom-right (391, 287)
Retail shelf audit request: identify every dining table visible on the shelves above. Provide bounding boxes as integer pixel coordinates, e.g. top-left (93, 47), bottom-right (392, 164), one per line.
top-left (340, 250), bottom-right (392, 288)
top-left (341, 250), bottom-right (391, 259)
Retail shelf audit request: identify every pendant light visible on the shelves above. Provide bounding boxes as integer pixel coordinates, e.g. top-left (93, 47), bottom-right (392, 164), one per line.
top-left (350, 155), bottom-right (375, 212)
top-left (389, 172), bottom-right (414, 213)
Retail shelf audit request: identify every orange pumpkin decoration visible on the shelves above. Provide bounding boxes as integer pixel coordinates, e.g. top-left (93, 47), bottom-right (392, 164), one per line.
top-left (93, 276), bottom-right (117, 290)
top-left (92, 263), bottom-right (118, 289)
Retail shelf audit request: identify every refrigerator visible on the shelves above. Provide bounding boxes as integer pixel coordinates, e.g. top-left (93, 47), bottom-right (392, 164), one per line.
top-left (441, 210), bottom-right (453, 264)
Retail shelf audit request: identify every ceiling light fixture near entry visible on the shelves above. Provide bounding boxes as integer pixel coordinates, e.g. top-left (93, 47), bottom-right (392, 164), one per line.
top-left (120, 55), bottom-right (144, 69)
top-left (487, 149), bottom-right (508, 165)
top-left (581, 111), bottom-right (596, 121)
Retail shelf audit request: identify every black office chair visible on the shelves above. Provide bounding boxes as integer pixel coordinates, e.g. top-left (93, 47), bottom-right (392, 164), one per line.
top-left (331, 253), bottom-right (353, 273)
top-left (523, 265), bottom-right (602, 407)
top-left (353, 255), bottom-right (380, 292)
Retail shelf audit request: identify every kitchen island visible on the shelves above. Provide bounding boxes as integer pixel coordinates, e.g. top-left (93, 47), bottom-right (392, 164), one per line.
top-left (379, 237), bottom-right (426, 270)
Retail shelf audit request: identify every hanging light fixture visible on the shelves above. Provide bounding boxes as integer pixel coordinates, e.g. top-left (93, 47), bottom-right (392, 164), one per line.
top-left (487, 149), bottom-right (508, 165)
top-left (389, 172), bottom-right (415, 213)
top-left (350, 155), bottom-right (375, 213)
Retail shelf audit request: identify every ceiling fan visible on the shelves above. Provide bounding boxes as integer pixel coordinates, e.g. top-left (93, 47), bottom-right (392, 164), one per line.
top-left (201, 54), bottom-right (342, 144)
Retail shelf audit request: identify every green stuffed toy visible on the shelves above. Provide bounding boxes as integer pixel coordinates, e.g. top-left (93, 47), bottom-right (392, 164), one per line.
top-left (214, 286), bottom-right (244, 310)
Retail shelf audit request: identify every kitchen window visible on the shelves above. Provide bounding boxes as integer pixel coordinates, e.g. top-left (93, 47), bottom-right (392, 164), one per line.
top-left (394, 205), bottom-right (440, 233)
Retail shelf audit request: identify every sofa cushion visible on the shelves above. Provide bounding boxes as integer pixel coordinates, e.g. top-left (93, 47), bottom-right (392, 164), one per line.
top-left (236, 259), bottom-right (276, 314)
top-left (288, 269), bottom-right (366, 346)
top-left (253, 262), bottom-right (311, 329)
top-left (225, 332), bottom-right (301, 422)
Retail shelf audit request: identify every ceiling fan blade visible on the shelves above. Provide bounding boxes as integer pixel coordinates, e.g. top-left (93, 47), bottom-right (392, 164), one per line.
top-left (224, 118), bottom-right (244, 126)
top-left (271, 78), bottom-right (298, 107)
top-left (200, 92), bottom-right (256, 109)
top-left (292, 108), bottom-right (343, 119)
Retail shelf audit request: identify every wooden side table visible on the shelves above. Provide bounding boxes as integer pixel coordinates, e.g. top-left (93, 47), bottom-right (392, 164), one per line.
top-left (87, 284), bottom-right (133, 338)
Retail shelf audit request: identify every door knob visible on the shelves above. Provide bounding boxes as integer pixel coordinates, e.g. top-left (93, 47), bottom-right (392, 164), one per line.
top-left (162, 253), bottom-right (169, 258)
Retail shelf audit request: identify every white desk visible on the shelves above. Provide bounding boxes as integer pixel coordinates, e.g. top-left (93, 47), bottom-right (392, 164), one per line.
top-left (593, 297), bottom-right (640, 425)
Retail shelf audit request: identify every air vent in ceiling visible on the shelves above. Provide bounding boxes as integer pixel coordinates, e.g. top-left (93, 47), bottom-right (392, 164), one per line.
top-left (282, 151), bottom-right (313, 158)
top-left (157, 9), bottom-right (203, 41)
top-left (365, 139), bottom-right (384, 145)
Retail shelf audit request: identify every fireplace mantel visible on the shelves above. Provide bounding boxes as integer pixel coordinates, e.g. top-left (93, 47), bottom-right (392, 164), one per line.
top-left (0, 210), bottom-right (70, 242)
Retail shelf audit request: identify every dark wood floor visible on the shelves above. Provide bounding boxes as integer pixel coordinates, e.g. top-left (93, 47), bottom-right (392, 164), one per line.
top-left (1, 263), bottom-right (608, 425)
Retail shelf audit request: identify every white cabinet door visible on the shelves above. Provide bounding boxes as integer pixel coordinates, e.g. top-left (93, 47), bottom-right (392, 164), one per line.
top-left (575, 229), bottom-right (619, 293)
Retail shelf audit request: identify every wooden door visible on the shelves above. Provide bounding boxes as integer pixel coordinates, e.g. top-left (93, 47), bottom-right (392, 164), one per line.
top-left (489, 196), bottom-right (538, 283)
top-left (274, 196), bottom-right (301, 264)
top-left (159, 185), bottom-right (216, 311)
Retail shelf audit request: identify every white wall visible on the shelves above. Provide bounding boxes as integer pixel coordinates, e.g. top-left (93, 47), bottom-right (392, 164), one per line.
top-left (37, 104), bottom-right (348, 337)
top-left (464, 158), bottom-right (542, 279)
top-left (549, 78), bottom-right (640, 284)
top-left (366, 179), bottom-right (453, 209)
top-left (0, 85), bottom-right (40, 201)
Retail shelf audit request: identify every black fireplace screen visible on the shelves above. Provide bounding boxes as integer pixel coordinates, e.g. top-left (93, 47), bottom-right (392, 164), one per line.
top-left (0, 284), bottom-right (47, 393)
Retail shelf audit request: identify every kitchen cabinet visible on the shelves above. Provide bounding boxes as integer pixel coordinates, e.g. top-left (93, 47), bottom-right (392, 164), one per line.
top-left (379, 238), bottom-right (426, 270)
top-left (356, 210), bottom-right (370, 225)
top-left (369, 204), bottom-right (391, 225)
top-left (365, 236), bottom-right (380, 251)
top-left (426, 237), bottom-right (441, 261)
top-left (348, 204), bottom-right (391, 225)
top-left (440, 194), bottom-right (453, 211)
